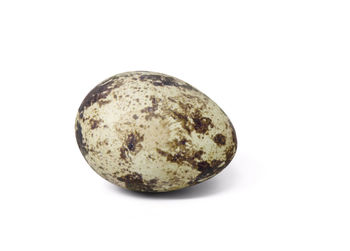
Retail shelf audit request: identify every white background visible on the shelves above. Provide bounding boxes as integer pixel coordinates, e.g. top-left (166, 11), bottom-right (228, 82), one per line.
top-left (0, 0), bottom-right (349, 250)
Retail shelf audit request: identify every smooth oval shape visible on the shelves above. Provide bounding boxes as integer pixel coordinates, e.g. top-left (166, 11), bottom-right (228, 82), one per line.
top-left (75, 71), bottom-right (237, 192)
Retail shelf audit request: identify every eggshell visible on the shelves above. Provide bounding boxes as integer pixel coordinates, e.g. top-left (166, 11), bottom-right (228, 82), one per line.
top-left (75, 71), bottom-right (237, 192)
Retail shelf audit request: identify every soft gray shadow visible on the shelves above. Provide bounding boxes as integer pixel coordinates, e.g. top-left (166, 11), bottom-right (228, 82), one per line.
top-left (108, 163), bottom-right (238, 200)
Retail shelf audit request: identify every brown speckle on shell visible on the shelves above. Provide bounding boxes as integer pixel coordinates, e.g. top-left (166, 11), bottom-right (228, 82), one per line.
top-left (126, 132), bottom-right (144, 153)
top-left (213, 134), bottom-right (226, 146)
top-left (89, 118), bottom-right (103, 130)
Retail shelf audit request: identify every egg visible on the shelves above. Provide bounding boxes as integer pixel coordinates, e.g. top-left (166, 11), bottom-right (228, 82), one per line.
top-left (75, 71), bottom-right (237, 192)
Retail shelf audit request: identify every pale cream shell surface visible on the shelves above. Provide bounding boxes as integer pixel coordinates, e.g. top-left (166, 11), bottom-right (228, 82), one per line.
top-left (75, 71), bottom-right (237, 192)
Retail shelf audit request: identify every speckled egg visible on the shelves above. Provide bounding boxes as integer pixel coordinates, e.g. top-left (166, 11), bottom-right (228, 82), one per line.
top-left (75, 71), bottom-right (237, 192)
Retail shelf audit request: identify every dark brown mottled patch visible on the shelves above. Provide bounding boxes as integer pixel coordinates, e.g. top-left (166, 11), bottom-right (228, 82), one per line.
top-left (194, 150), bottom-right (204, 159)
top-left (139, 74), bottom-right (163, 82)
top-left (170, 110), bottom-right (191, 134)
top-left (141, 96), bottom-right (158, 113)
top-left (89, 118), bottom-right (103, 130)
top-left (78, 77), bottom-right (123, 118)
top-left (119, 132), bottom-right (144, 161)
top-left (126, 132), bottom-right (144, 152)
top-left (156, 148), bottom-right (203, 167)
top-left (140, 96), bottom-right (163, 120)
top-left (153, 76), bottom-right (179, 87)
top-left (139, 74), bottom-right (199, 92)
top-left (156, 144), bottom-right (227, 186)
top-left (196, 161), bottom-right (211, 176)
top-left (75, 121), bottom-right (88, 156)
top-left (153, 111), bottom-right (231, 185)
top-left (167, 138), bottom-right (191, 149)
top-left (120, 147), bottom-right (128, 160)
top-left (117, 172), bottom-right (158, 192)
top-left (213, 134), bottom-right (226, 146)
top-left (192, 159), bottom-right (225, 184)
top-left (169, 105), bottom-right (213, 135)
top-left (191, 109), bottom-right (213, 134)
top-left (132, 114), bottom-right (138, 120)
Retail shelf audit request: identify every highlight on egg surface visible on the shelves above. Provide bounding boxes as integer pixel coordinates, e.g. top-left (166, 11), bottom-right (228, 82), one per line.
top-left (75, 71), bottom-right (237, 192)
